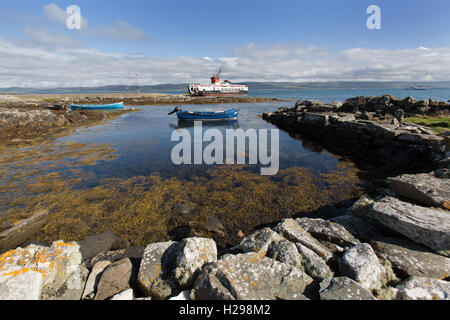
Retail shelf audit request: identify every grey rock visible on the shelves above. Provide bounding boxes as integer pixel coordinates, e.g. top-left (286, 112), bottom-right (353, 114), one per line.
top-left (174, 238), bottom-right (217, 289)
top-left (82, 260), bottom-right (111, 300)
top-left (267, 239), bottom-right (302, 269)
top-left (0, 210), bottom-right (48, 254)
top-left (396, 277), bottom-right (450, 300)
top-left (387, 173), bottom-right (450, 209)
top-left (109, 289), bottom-right (134, 300)
top-left (371, 237), bottom-right (450, 280)
top-left (94, 258), bottom-right (135, 300)
top-left (339, 243), bottom-right (385, 290)
top-left (296, 217), bottom-right (360, 248)
top-left (137, 241), bottom-right (180, 300)
top-left (238, 228), bottom-right (283, 256)
top-left (78, 231), bottom-right (130, 262)
top-left (319, 277), bottom-right (377, 300)
top-left (273, 219), bottom-right (333, 261)
top-left (330, 214), bottom-right (388, 241)
top-left (370, 197), bottom-right (450, 256)
top-left (83, 246), bottom-right (144, 269)
top-left (47, 265), bottom-right (89, 300)
top-left (193, 253), bottom-right (313, 300)
top-left (0, 241), bottom-right (83, 300)
top-left (296, 243), bottom-right (333, 281)
top-left (0, 269), bottom-right (44, 300)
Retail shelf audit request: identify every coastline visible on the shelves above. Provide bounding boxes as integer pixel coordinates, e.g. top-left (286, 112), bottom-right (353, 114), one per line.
top-left (0, 93), bottom-right (283, 144)
top-left (0, 94), bottom-right (449, 300)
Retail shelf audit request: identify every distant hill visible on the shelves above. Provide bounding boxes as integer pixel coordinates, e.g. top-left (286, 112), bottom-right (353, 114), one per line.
top-left (2, 81), bottom-right (450, 94)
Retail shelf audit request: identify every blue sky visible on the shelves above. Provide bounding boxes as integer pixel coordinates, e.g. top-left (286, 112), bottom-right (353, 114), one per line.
top-left (1, 1), bottom-right (450, 87)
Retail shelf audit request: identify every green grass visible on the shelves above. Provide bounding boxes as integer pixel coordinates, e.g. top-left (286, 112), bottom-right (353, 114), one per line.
top-left (405, 116), bottom-right (450, 135)
top-left (42, 98), bottom-right (60, 103)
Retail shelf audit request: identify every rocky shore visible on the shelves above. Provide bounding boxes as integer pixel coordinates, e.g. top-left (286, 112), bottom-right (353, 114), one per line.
top-left (1, 93), bottom-right (281, 108)
top-left (0, 95), bottom-right (448, 300)
top-left (0, 93), bottom-right (280, 144)
top-left (263, 95), bottom-right (449, 172)
top-left (0, 106), bottom-right (136, 144)
top-left (0, 169), bottom-right (448, 300)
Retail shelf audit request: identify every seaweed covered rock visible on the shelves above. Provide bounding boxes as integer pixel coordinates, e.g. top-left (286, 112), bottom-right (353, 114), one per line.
top-left (193, 253), bottom-right (313, 300)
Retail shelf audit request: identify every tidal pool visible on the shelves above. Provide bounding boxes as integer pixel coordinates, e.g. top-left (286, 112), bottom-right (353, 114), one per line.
top-left (0, 103), bottom-right (365, 247)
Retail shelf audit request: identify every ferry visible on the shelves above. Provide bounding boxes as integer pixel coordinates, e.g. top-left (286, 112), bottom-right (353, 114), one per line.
top-left (188, 68), bottom-right (248, 97)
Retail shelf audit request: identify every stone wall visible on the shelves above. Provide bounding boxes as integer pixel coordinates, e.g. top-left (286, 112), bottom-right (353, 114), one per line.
top-left (263, 97), bottom-right (447, 171)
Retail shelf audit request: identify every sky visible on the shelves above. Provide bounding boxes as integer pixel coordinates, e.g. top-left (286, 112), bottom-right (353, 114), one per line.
top-left (1, 0), bottom-right (450, 87)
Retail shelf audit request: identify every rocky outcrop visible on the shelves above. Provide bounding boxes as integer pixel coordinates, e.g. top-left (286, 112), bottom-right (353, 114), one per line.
top-left (192, 253), bottom-right (312, 300)
top-left (369, 197), bottom-right (450, 256)
top-left (263, 97), bottom-right (447, 170)
top-left (387, 173), bottom-right (450, 209)
top-left (371, 237), bottom-right (450, 280)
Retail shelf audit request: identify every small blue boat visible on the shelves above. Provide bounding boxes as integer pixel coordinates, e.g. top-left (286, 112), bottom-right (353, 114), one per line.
top-left (168, 107), bottom-right (239, 121)
top-left (70, 102), bottom-right (124, 110)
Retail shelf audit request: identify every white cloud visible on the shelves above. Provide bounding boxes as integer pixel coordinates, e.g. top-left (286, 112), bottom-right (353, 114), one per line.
top-left (42, 3), bottom-right (148, 41)
top-left (0, 39), bottom-right (449, 88)
top-left (88, 20), bottom-right (150, 41)
top-left (43, 3), bottom-right (88, 29)
top-left (20, 26), bottom-right (83, 48)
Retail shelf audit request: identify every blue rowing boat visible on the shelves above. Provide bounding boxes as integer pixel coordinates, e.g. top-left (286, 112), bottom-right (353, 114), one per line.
top-left (168, 107), bottom-right (239, 121)
top-left (70, 102), bottom-right (124, 110)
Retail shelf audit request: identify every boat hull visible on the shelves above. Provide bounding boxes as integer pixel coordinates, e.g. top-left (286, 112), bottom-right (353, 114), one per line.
top-left (177, 109), bottom-right (239, 121)
top-left (70, 102), bottom-right (124, 110)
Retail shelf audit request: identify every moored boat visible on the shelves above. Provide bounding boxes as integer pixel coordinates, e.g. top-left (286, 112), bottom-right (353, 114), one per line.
top-left (168, 106), bottom-right (239, 121)
top-left (188, 68), bottom-right (248, 97)
top-left (70, 102), bottom-right (124, 110)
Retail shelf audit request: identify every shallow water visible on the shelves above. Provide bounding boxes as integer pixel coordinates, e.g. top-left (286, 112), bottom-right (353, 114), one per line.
top-left (8, 89), bottom-right (447, 245)
top-left (54, 102), bottom-right (345, 183)
top-left (0, 101), bottom-right (369, 245)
